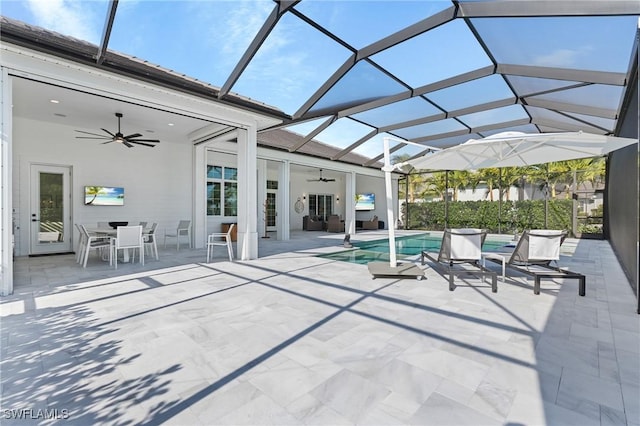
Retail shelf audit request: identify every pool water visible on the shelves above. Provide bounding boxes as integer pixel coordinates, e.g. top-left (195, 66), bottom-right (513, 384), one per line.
top-left (318, 233), bottom-right (512, 265)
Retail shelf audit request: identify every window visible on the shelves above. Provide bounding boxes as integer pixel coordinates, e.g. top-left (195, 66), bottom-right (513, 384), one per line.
top-left (308, 194), bottom-right (333, 220)
top-left (266, 180), bottom-right (278, 227)
top-left (207, 165), bottom-right (237, 216)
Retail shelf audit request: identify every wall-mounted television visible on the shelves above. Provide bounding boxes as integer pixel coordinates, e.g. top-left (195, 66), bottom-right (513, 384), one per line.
top-left (355, 193), bottom-right (375, 211)
top-left (84, 186), bottom-right (124, 206)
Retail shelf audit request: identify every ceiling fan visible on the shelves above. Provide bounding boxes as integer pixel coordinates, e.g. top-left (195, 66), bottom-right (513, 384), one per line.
top-left (75, 113), bottom-right (160, 148)
top-left (307, 169), bottom-right (336, 182)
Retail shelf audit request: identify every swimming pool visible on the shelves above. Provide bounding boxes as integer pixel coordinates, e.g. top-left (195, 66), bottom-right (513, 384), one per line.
top-left (318, 233), bottom-right (512, 265)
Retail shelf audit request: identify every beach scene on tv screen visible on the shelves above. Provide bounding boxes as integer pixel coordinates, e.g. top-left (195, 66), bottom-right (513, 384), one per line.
top-left (85, 186), bottom-right (124, 206)
top-left (356, 193), bottom-right (375, 210)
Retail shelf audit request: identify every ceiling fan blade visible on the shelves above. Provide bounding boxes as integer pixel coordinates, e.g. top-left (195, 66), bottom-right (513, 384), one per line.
top-left (124, 133), bottom-right (142, 139)
top-left (127, 138), bottom-right (160, 143)
top-left (123, 140), bottom-right (134, 148)
top-left (76, 136), bottom-right (112, 140)
top-left (128, 141), bottom-right (158, 148)
top-left (76, 130), bottom-right (111, 138)
top-left (101, 140), bottom-right (115, 144)
top-left (101, 128), bottom-right (116, 137)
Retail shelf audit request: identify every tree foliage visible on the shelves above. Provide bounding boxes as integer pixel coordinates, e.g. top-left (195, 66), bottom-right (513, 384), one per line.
top-left (404, 199), bottom-right (573, 233)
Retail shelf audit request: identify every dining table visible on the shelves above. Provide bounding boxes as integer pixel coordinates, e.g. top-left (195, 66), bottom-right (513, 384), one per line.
top-left (86, 226), bottom-right (152, 263)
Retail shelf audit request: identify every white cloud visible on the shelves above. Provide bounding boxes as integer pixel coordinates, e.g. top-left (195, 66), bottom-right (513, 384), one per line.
top-left (534, 45), bottom-right (593, 68)
top-left (26, 0), bottom-right (99, 43)
top-left (222, 2), bottom-right (271, 52)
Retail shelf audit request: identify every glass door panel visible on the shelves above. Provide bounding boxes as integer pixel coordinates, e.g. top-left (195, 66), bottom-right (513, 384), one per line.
top-left (30, 164), bottom-right (72, 254)
top-left (266, 192), bottom-right (277, 229)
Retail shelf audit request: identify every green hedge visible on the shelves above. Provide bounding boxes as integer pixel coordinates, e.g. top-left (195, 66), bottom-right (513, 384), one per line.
top-left (404, 200), bottom-right (572, 233)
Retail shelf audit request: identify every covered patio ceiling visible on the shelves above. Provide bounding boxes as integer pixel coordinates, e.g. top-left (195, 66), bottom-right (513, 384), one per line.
top-left (1, 1), bottom-right (638, 169)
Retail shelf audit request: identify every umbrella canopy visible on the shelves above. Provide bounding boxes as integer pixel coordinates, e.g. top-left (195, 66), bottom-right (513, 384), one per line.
top-left (402, 131), bottom-right (637, 171)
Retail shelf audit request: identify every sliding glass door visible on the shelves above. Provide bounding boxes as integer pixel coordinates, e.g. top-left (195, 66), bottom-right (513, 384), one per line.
top-left (308, 194), bottom-right (333, 220)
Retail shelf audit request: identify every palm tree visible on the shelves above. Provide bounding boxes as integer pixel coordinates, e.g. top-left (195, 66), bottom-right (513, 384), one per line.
top-left (525, 163), bottom-right (564, 199)
top-left (547, 162), bottom-right (568, 199)
top-left (390, 153), bottom-right (410, 167)
top-left (499, 167), bottom-right (522, 201)
top-left (421, 172), bottom-right (447, 200)
top-left (581, 157), bottom-right (606, 189)
top-left (85, 186), bottom-right (105, 205)
top-left (407, 171), bottom-right (431, 202)
top-left (449, 170), bottom-right (471, 202)
top-left (478, 168), bottom-right (500, 201)
top-left (558, 159), bottom-right (594, 198)
top-left (520, 165), bottom-right (546, 198)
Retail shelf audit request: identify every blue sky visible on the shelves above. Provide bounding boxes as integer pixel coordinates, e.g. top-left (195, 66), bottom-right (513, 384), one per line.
top-left (3, 0), bottom-right (638, 159)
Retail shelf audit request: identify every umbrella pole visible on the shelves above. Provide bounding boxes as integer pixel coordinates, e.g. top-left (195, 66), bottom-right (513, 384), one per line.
top-left (405, 174), bottom-right (410, 229)
top-left (366, 137), bottom-right (424, 280)
top-left (545, 164), bottom-right (549, 228)
top-left (445, 170), bottom-right (449, 229)
top-left (383, 137), bottom-right (397, 268)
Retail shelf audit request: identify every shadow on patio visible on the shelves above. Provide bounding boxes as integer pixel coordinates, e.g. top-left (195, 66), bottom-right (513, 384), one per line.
top-left (2, 234), bottom-right (637, 425)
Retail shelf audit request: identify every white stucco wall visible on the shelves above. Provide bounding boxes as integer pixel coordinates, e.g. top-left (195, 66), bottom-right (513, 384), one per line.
top-left (12, 117), bottom-right (193, 256)
top-left (354, 174), bottom-right (388, 226)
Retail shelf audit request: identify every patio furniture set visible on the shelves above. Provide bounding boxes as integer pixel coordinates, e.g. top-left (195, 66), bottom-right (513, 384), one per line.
top-left (420, 228), bottom-right (586, 296)
top-left (77, 218), bottom-right (238, 267)
top-left (303, 215), bottom-right (384, 232)
top-left (76, 221), bottom-right (161, 268)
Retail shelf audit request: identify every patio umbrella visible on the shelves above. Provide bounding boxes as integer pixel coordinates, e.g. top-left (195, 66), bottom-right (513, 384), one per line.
top-left (401, 131), bottom-right (637, 171)
top-left (399, 130), bottom-right (637, 229)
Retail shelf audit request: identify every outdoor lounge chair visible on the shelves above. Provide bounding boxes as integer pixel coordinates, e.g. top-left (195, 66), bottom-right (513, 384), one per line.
top-left (421, 228), bottom-right (497, 292)
top-left (362, 215), bottom-right (379, 230)
top-left (326, 215), bottom-right (345, 233)
top-left (485, 229), bottom-right (585, 296)
top-left (303, 215), bottom-right (324, 231)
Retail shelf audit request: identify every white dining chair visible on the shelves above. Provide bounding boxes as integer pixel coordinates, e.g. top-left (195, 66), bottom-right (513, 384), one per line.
top-left (144, 222), bottom-right (159, 260)
top-left (76, 223), bottom-right (100, 263)
top-left (79, 224), bottom-right (111, 268)
top-left (112, 225), bottom-right (144, 269)
top-left (164, 220), bottom-right (191, 250)
top-left (207, 223), bottom-right (235, 262)
top-left (75, 223), bottom-right (85, 263)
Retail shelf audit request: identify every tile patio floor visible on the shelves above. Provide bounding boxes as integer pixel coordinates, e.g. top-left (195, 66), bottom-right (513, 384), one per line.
top-left (1, 230), bottom-right (639, 425)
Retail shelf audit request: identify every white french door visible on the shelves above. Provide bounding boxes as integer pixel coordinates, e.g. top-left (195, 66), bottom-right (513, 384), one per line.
top-left (30, 164), bottom-right (72, 255)
top-left (266, 191), bottom-right (277, 231)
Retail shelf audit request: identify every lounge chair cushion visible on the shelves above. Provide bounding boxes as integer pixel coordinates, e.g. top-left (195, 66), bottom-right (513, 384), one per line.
top-left (447, 228), bottom-right (483, 261)
top-left (525, 230), bottom-right (563, 261)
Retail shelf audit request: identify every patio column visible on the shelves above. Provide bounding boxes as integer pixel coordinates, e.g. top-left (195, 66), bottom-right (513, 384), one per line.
top-left (257, 159), bottom-right (267, 239)
top-left (236, 126), bottom-right (258, 260)
top-left (193, 142), bottom-right (207, 249)
top-left (345, 171), bottom-right (356, 234)
top-left (277, 160), bottom-right (290, 240)
top-left (0, 68), bottom-right (13, 295)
